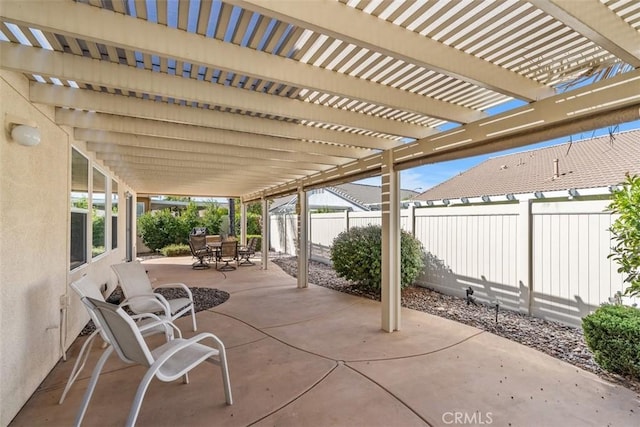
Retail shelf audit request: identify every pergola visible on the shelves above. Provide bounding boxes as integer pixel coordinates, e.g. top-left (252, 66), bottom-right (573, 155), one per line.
top-left (1, 0), bottom-right (639, 332)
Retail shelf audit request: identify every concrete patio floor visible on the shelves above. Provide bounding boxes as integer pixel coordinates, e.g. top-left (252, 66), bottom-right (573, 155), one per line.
top-left (10, 256), bottom-right (639, 426)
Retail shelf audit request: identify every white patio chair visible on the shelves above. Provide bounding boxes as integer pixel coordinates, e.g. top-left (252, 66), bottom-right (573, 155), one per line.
top-left (111, 261), bottom-right (197, 331)
top-left (59, 275), bottom-right (173, 404)
top-left (74, 297), bottom-right (232, 427)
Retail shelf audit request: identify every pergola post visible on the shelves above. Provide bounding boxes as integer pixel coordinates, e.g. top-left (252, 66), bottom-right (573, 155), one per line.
top-left (381, 151), bottom-right (401, 332)
top-left (240, 202), bottom-right (247, 246)
top-left (297, 186), bottom-right (309, 288)
top-left (261, 196), bottom-right (269, 269)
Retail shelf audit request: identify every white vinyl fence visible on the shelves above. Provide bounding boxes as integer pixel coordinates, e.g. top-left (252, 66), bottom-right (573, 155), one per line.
top-left (270, 198), bottom-right (636, 327)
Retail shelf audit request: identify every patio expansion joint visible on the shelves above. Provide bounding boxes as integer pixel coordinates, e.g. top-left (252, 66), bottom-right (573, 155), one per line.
top-left (259, 299), bottom-right (364, 330)
top-left (343, 363), bottom-right (435, 427)
top-left (245, 363), bottom-right (340, 426)
top-left (214, 311), bottom-right (336, 363)
top-left (342, 330), bottom-right (486, 363)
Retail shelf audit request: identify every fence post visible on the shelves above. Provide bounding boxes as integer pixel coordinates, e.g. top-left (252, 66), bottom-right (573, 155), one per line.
top-left (406, 204), bottom-right (415, 236)
top-left (518, 198), bottom-right (533, 315)
top-left (344, 209), bottom-right (349, 231)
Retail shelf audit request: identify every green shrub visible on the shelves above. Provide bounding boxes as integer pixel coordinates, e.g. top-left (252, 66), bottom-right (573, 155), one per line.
top-left (330, 225), bottom-right (424, 290)
top-left (608, 173), bottom-right (640, 297)
top-left (160, 243), bottom-right (191, 257)
top-left (201, 203), bottom-right (226, 235)
top-left (138, 209), bottom-right (183, 251)
top-left (582, 304), bottom-right (640, 379)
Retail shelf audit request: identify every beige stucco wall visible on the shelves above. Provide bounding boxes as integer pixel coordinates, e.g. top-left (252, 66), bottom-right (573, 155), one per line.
top-left (0, 71), bottom-right (134, 426)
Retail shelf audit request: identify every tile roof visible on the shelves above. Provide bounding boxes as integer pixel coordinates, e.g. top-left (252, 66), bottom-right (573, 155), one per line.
top-left (416, 129), bottom-right (640, 201)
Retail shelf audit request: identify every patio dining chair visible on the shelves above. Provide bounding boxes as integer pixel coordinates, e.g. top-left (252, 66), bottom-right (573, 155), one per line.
top-left (74, 297), bottom-right (232, 427)
top-left (238, 237), bottom-right (258, 266)
top-left (217, 240), bottom-right (238, 271)
top-left (59, 275), bottom-right (173, 404)
top-left (111, 261), bottom-right (197, 331)
top-left (188, 234), bottom-right (213, 270)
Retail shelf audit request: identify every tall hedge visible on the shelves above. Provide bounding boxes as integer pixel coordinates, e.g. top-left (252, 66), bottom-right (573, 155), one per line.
top-left (330, 224), bottom-right (424, 290)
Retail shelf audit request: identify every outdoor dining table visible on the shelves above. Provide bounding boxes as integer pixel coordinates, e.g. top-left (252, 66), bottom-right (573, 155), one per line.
top-left (206, 241), bottom-right (222, 260)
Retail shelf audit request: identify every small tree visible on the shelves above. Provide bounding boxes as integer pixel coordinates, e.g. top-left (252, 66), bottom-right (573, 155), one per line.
top-left (608, 173), bottom-right (640, 297)
top-left (330, 224), bottom-right (425, 290)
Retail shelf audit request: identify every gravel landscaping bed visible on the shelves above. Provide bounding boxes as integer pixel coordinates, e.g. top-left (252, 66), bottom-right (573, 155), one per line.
top-left (80, 286), bottom-right (229, 336)
top-left (272, 256), bottom-right (640, 394)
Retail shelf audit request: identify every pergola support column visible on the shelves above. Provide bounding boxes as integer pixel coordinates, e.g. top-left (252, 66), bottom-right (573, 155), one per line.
top-left (240, 202), bottom-right (247, 246)
top-left (297, 186), bottom-right (309, 288)
top-left (381, 151), bottom-right (401, 332)
top-left (261, 196), bottom-right (269, 269)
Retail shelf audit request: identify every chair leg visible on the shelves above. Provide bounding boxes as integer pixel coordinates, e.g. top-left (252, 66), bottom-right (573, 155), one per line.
top-left (59, 329), bottom-right (100, 404)
top-left (74, 346), bottom-right (114, 427)
top-left (190, 305), bottom-right (197, 332)
top-left (125, 369), bottom-right (157, 427)
top-left (218, 348), bottom-right (233, 405)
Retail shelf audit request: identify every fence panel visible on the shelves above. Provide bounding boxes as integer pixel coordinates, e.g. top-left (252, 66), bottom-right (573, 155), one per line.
top-left (414, 204), bottom-right (521, 311)
top-left (270, 214), bottom-right (297, 255)
top-left (530, 200), bottom-right (627, 325)
top-left (310, 212), bottom-right (347, 262)
top-left (348, 212), bottom-right (381, 228)
top-left (270, 199), bottom-right (635, 327)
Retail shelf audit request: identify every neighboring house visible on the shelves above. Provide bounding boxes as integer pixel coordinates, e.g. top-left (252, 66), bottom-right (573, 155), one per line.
top-left (270, 182), bottom-right (419, 213)
top-left (415, 130), bottom-right (640, 204)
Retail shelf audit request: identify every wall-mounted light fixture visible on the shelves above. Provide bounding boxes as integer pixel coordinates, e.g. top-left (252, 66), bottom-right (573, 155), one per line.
top-left (5, 115), bottom-right (41, 147)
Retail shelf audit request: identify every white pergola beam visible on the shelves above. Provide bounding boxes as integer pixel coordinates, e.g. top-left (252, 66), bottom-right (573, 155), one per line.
top-left (392, 68), bottom-right (640, 164)
top-left (57, 109), bottom-right (368, 159)
top-left (98, 153), bottom-right (315, 176)
top-left (0, 43), bottom-right (426, 138)
top-left (1, 1), bottom-right (481, 124)
top-left (228, 0), bottom-right (555, 102)
top-left (91, 143), bottom-right (332, 173)
top-left (101, 159), bottom-right (303, 181)
top-left (30, 84), bottom-right (401, 150)
top-left (530, 0), bottom-right (640, 67)
top-left (247, 68), bottom-right (640, 201)
top-left (79, 129), bottom-right (349, 166)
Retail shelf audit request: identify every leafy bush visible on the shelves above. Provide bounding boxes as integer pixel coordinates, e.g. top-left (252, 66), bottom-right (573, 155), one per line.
top-left (201, 203), bottom-right (226, 235)
top-left (138, 209), bottom-right (183, 251)
top-left (330, 225), bottom-right (424, 290)
top-left (160, 244), bottom-right (191, 257)
top-left (180, 202), bottom-right (203, 238)
top-left (582, 304), bottom-right (640, 379)
top-left (608, 173), bottom-right (640, 297)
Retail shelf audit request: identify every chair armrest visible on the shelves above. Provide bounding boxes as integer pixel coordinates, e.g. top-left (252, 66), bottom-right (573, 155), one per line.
top-left (120, 295), bottom-right (171, 317)
top-left (132, 317), bottom-right (183, 338)
top-left (154, 282), bottom-right (194, 301)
